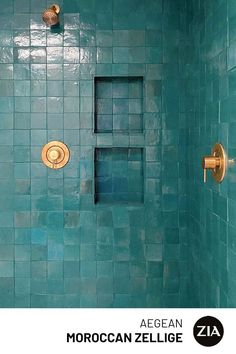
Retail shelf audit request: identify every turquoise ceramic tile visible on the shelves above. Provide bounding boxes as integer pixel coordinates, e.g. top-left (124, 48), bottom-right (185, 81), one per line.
top-left (14, 179), bottom-right (30, 195)
top-left (31, 113), bottom-right (46, 129)
top-left (31, 229), bottom-right (47, 246)
top-left (30, 97), bottom-right (46, 113)
top-left (14, 212), bottom-right (30, 228)
top-left (0, 261), bottom-right (13, 277)
top-left (146, 244), bottom-right (162, 261)
top-left (14, 113), bottom-right (30, 129)
top-left (96, 30), bottom-right (112, 46)
top-left (96, 47), bottom-right (112, 63)
top-left (30, 48), bottom-right (46, 64)
top-left (15, 245), bottom-right (30, 261)
top-left (31, 293), bottom-right (47, 307)
top-left (64, 81), bottom-right (79, 97)
top-left (0, 47), bottom-right (13, 63)
top-left (14, 0), bottom-right (30, 12)
top-left (14, 64), bottom-right (30, 79)
top-left (31, 261), bottom-right (46, 278)
top-left (130, 277), bottom-right (146, 294)
top-left (48, 242), bottom-right (64, 260)
top-left (0, 293), bottom-right (14, 307)
top-left (63, 47), bottom-right (80, 63)
top-left (0, 146), bottom-right (13, 162)
top-left (30, 30), bottom-right (46, 47)
top-left (31, 130), bottom-right (46, 145)
top-left (0, 97), bottom-right (13, 113)
top-left (14, 195), bottom-right (30, 211)
top-left (113, 31), bottom-right (129, 46)
top-left (113, 47), bottom-right (129, 63)
top-left (96, 277), bottom-right (113, 294)
top-left (111, 64), bottom-right (129, 75)
top-left (80, 244), bottom-right (96, 260)
top-left (15, 261), bottom-right (30, 277)
top-left (80, 30), bottom-right (96, 47)
top-left (0, 80), bottom-right (13, 96)
top-left (0, 245), bottom-right (14, 260)
top-left (30, 80), bottom-right (45, 96)
top-left (64, 212), bottom-right (80, 228)
top-left (113, 294), bottom-right (131, 308)
top-left (146, 29), bottom-right (162, 46)
top-left (129, 47), bottom-right (145, 63)
top-left (97, 261), bottom-right (113, 277)
top-left (80, 261), bottom-right (96, 277)
top-left (63, 64), bottom-right (80, 80)
top-left (80, 294), bottom-right (97, 307)
top-left (63, 30), bottom-right (79, 47)
top-left (0, 130), bottom-right (13, 145)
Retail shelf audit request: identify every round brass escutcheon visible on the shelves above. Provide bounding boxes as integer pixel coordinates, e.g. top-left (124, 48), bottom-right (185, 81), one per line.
top-left (42, 141), bottom-right (70, 169)
top-left (202, 143), bottom-right (227, 183)
top-left (211, 143), bottom-right (227, 183)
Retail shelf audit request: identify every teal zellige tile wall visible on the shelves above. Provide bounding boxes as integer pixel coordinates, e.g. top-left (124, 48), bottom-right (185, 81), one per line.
top-left (0, 0), bottom-right (189, 307)
top-left (187, 0), bottom-right (236, 307)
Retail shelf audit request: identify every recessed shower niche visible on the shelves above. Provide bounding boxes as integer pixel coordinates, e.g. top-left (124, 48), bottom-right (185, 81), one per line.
top-left (94, 77), bottom-right (143, 133)
top-left (95, 148), bottom-right (144, 204)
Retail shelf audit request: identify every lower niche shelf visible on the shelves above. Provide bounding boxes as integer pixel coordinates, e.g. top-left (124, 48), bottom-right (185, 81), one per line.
top-left (95, 147), bottom-right (144, 204)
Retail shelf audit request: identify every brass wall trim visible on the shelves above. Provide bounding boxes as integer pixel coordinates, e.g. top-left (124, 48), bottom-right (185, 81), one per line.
top-left (42, 141), bottom-right (70, 169)
top-left (202, 143), bottom-right (227, 183)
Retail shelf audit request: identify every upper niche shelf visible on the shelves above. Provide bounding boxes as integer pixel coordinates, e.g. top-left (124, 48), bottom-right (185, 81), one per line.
top-left (94, 76), bottom-right (143, 134)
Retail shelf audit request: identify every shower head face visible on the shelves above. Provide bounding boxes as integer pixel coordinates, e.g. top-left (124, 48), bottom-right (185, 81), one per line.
top-left (42, 9), bottom-right (59, 26)
top-left (42, 5), bottom-right (60, 26)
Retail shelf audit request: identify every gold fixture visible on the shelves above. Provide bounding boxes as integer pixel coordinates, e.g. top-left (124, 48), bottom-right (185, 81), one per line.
top-left (202, 143), bottom-right (227, 183)
top-left (41, 141), bottom-right (70, 169)
top-left (42, 4), bottom-right (60, 26)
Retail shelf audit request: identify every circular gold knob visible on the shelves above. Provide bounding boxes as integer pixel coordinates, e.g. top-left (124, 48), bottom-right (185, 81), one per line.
top-left (42, 141), bottom-right (70, 169)
top-left (47, 146), bottom-right (65, 164)
top-left (48, 149), bottom-right (60, 161)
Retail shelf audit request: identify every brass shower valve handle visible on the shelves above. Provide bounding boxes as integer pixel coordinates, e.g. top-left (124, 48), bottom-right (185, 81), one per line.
top-left (202, 156), bottom-right (221, 183)
top-left (42, 141), bottom-right (70, 169)
top-left (201, 143), bottom-right (227, 184)
top-left (48, 149), bottom-right (60, 161)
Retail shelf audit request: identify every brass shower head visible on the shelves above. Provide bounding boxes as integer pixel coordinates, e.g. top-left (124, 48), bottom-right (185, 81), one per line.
top-left (42, 4), bottom-right (60, 26)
